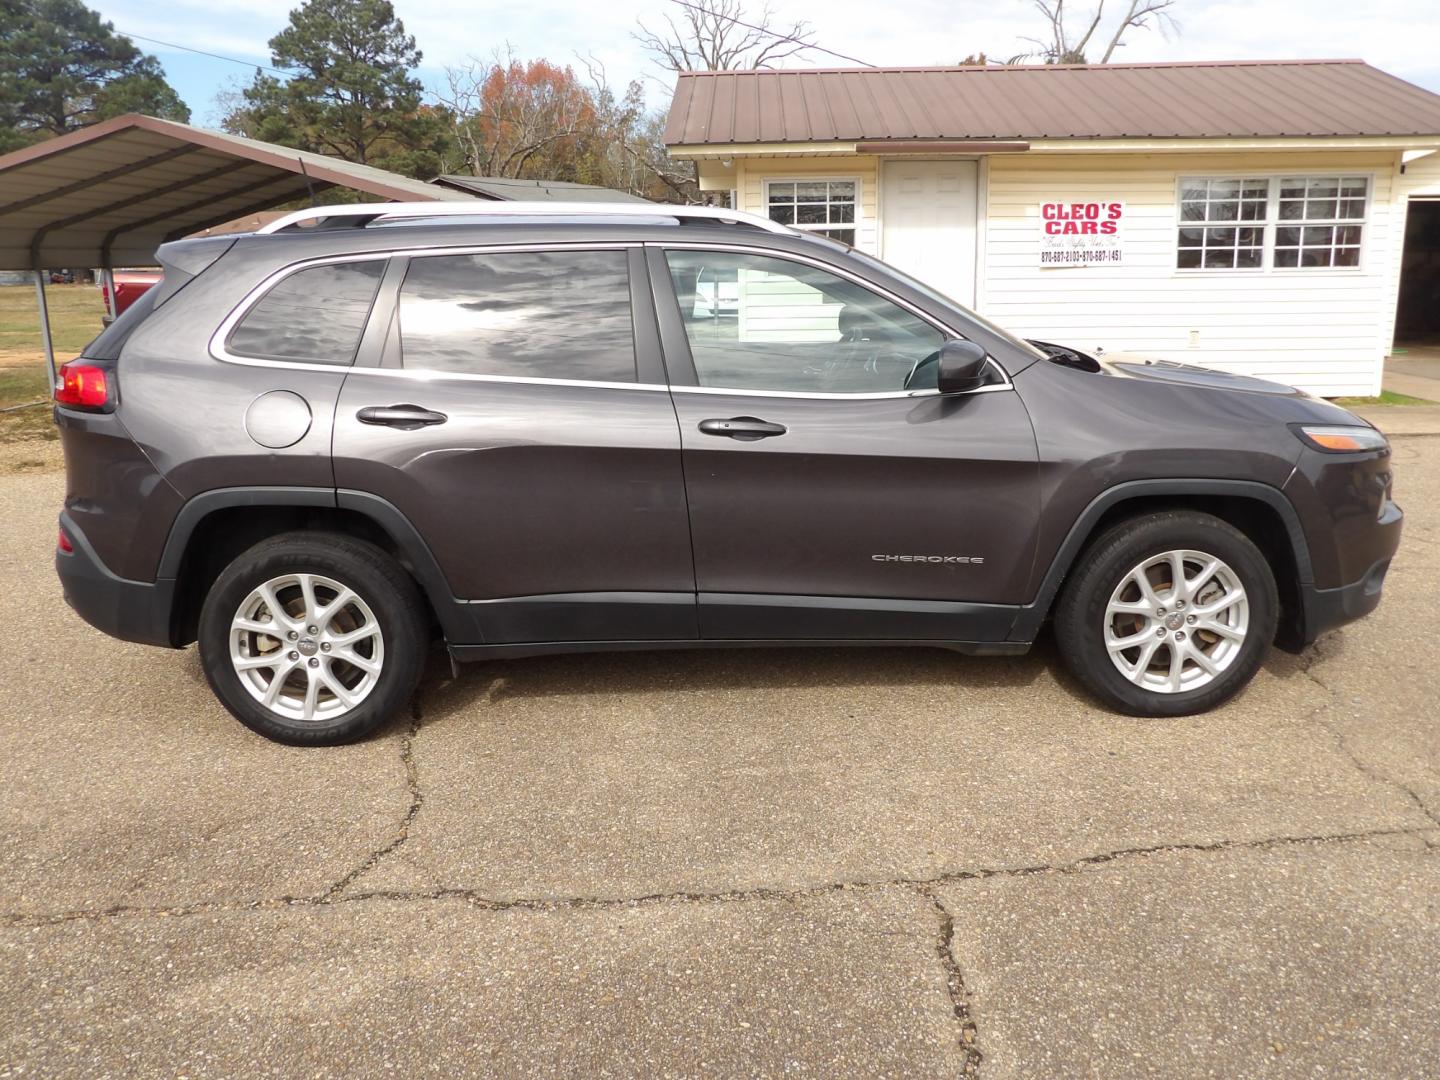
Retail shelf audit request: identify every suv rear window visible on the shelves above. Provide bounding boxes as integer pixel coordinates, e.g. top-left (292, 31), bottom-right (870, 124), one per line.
top-left (395, 250), bottom-right (636, 382)
top-left (228, 259), bottom-right (384, 365)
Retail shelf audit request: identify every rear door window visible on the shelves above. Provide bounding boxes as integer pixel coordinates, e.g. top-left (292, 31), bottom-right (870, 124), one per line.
top-left (228, 259), bottom-right (385, 365)
top-left (395, 249), bottom-right (636, 382)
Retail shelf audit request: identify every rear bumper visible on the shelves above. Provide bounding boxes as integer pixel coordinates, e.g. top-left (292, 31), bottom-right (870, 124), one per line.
top-left (56, 513), bottom-right (177, 648)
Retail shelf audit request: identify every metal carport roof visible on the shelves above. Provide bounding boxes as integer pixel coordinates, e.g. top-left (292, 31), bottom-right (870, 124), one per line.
top-left (0, 113), bottom-right (475, 271)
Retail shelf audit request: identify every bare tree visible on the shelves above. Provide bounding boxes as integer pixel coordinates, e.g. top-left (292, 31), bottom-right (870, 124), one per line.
top-left (1097, 0), bottom-right (1178, 61)
top-left (578, 56), bottom-right (699, 202)
top-left (1016, 0), bottom-right (1179, 65)
top-left (625, 113), bottom-right (704, 202)
top-left (631, 0), bottom-right (814, 204)
top-left (635, 0), bottom-right (817, 72)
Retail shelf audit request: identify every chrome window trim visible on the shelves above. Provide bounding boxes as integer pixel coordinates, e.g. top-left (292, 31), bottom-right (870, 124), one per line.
top-left (651, 240), bottom-right (1014, 398)
top-left (667, 383), bottom-right (1011, 400)
top-left (208, 238), bottom-right (1013, 400)
top-left (342, 366), bottom-right (668, 393)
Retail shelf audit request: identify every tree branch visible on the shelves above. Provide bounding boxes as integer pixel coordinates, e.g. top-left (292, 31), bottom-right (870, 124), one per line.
top-left (634, 0), bottom-right (817, 72)
top-left (1099, 0), bottom-right (1178, 61)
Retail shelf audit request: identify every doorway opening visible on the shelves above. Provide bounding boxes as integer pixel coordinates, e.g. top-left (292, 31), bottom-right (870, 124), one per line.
top-left (1395, 199), bottom-right (1440, 346)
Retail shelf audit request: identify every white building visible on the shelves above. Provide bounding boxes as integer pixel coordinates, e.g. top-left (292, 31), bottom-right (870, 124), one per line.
top-left (664, 59), bottom-right (1440, 397)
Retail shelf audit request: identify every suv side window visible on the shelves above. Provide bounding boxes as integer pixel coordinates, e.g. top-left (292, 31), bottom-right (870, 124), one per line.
top-left (664, 249), bottom-right (945, 394)
top-left (396, 250), bottom-right (636, 382)
top-left (228, 259), bottom-right (384, 365)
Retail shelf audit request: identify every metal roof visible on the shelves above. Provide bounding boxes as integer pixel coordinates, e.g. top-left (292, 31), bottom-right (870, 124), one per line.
top-left (432, 175), bottom-right (651, 202)
top-left (0, 113), bottom-right (475, 270)
top-left (664, 59), bottom-right (1440, 147)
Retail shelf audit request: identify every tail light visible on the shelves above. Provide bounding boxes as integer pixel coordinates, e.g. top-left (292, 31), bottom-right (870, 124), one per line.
top-left (57, 527), bottom-right (74, 554)
top-left (54, 362), bottom-right (112, 410)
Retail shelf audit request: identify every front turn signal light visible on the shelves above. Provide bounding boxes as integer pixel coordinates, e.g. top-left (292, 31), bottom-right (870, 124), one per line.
top-left (1292, 425), bottom-right (1389, 454)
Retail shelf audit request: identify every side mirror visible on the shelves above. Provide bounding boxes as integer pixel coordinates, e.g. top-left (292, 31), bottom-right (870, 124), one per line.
top-left (936, 339), bottom-right (991, 394)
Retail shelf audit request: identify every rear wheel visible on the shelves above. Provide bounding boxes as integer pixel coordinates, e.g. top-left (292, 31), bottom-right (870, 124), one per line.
top-left (198, 533), bottom-right (428, 745)
top-left (1054, 511), bottom-right (1278, 716)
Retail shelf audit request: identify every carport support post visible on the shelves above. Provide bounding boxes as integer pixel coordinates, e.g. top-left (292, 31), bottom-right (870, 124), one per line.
top-left (33, 269), bottom-right (57, 388)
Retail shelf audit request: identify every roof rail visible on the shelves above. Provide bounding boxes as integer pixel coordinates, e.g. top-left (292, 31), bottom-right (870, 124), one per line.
top-left (256, 200), bottom-right (795, 236)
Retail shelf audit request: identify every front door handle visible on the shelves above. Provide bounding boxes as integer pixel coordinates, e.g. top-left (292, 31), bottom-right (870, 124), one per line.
top-left (698, 416), bottom-right (787, 441)
top-left (356, 404), bottom-right (448, 430)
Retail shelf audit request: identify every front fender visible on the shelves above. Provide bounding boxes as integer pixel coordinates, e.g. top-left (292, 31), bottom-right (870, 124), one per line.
top-left (1007, 478), bottom-right (1313, 642)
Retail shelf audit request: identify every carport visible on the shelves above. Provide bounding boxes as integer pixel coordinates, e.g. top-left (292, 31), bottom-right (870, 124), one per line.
top-left (0, 113), bottom-right (474, 382)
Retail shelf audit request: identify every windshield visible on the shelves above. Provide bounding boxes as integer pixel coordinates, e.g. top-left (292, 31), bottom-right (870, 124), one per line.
top-left (842, 248), bottom-right (1046, 361)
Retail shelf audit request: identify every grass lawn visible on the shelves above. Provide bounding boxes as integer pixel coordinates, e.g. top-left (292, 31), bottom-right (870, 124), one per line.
top-left (0, 368), bottom-right (55, 442)
top-left (1332, 390), bottom-right (1437, 407)
top-left (0, 282), bottom-right (108, 364)
top-left (1, 283), bottom-right (108, 442)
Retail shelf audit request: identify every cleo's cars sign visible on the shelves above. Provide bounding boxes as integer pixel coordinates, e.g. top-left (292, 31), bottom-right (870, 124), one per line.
top-left (1039, 200), bottom-right (1125, 267)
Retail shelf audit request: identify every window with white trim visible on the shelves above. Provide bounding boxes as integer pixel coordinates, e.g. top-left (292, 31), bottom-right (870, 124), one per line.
top-left (1274, 177), bottom-right (1366, 267)
top-left (765, 180), bottom-right (857, 244)
top-left (1177, 175), bottom-right (1368, 270)
top-left (1177, 178), bottom-right (1267, 269)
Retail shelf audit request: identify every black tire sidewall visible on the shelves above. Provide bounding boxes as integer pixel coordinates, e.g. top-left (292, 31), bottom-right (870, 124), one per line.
top-left (1056, 513), bottom-right (1279, 717)
top-left (198, 534), bottom-right (427, 745)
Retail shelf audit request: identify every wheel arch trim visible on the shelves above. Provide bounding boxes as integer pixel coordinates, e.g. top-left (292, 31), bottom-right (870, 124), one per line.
top-left (334, 489), bottom-right (469, 640)
top-left (1008, 478), bottom-right (1313, 642)
top-left (156, 486), bottom-right (471, 641)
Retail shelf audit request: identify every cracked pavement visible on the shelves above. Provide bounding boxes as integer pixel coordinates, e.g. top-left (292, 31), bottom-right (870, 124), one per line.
top-left (2, 436), bottom-right (1437, 1078)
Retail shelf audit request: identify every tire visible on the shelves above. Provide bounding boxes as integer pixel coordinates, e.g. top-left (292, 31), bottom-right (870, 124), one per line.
top-left (198, 532), bottom-right (429, 745)
top-left (1053, 511), bottom-right (1279, 717)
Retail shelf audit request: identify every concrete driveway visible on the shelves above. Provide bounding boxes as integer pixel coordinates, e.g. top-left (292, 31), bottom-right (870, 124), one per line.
top-left (2, 436), bottom-right (1437, 1079)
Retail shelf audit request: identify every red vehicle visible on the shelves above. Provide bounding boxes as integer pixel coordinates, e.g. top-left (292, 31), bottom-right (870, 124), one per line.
top-left (101, 270), bottom-right (161, 316)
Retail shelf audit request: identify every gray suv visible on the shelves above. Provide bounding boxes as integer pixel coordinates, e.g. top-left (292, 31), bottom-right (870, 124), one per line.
top-left (54, 203), bottom-right (1402, 744)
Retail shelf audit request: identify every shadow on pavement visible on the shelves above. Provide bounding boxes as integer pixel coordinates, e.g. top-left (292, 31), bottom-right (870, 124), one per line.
top-left (422, 637), bottom-right (1058, 707)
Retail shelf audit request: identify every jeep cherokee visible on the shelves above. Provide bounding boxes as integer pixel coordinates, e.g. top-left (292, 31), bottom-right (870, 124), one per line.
top-left (53, 202), bottom-right (1402, 744)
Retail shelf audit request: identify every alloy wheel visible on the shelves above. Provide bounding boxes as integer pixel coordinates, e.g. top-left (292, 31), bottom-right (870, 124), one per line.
top-left (1102, 548), bottom-right (1249, 694)
top-left (228, 573), bottom-right (384, 722)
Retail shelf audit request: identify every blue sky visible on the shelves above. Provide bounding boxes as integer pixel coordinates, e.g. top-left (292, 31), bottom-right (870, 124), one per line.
top-left (91, 0), bottom-right (1440, 127)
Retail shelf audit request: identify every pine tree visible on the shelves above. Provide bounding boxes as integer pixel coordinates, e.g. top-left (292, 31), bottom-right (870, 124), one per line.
top-left (0, 0), bottom-right (189, 152)
top-left (224, 0), bottom-right (448, 180)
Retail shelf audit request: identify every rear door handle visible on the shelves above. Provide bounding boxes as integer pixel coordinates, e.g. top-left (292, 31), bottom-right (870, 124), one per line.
top-left (356, 404), bottom-right (448, 429)
top-left (698, 416), bottom-right (787, 441)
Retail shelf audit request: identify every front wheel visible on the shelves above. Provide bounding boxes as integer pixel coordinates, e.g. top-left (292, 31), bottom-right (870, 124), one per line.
top-left (1053, 511), bottom-right (1279, 716)
top-left (198, 533), bottom-right (429, 745)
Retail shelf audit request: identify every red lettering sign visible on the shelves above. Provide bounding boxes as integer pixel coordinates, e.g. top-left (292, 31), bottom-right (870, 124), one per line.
top-left (1039, 200), bottom-right (1125, 267)
top-left (1041, 201), bottom-right (1124, 222)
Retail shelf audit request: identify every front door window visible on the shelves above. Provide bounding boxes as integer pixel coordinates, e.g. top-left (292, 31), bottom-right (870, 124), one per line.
top-left (663, 250), bottom-right (945, 394)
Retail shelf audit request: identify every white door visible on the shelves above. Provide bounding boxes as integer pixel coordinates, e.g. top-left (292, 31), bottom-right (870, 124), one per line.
top-left (880, 160), bottom-right (978, 307)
